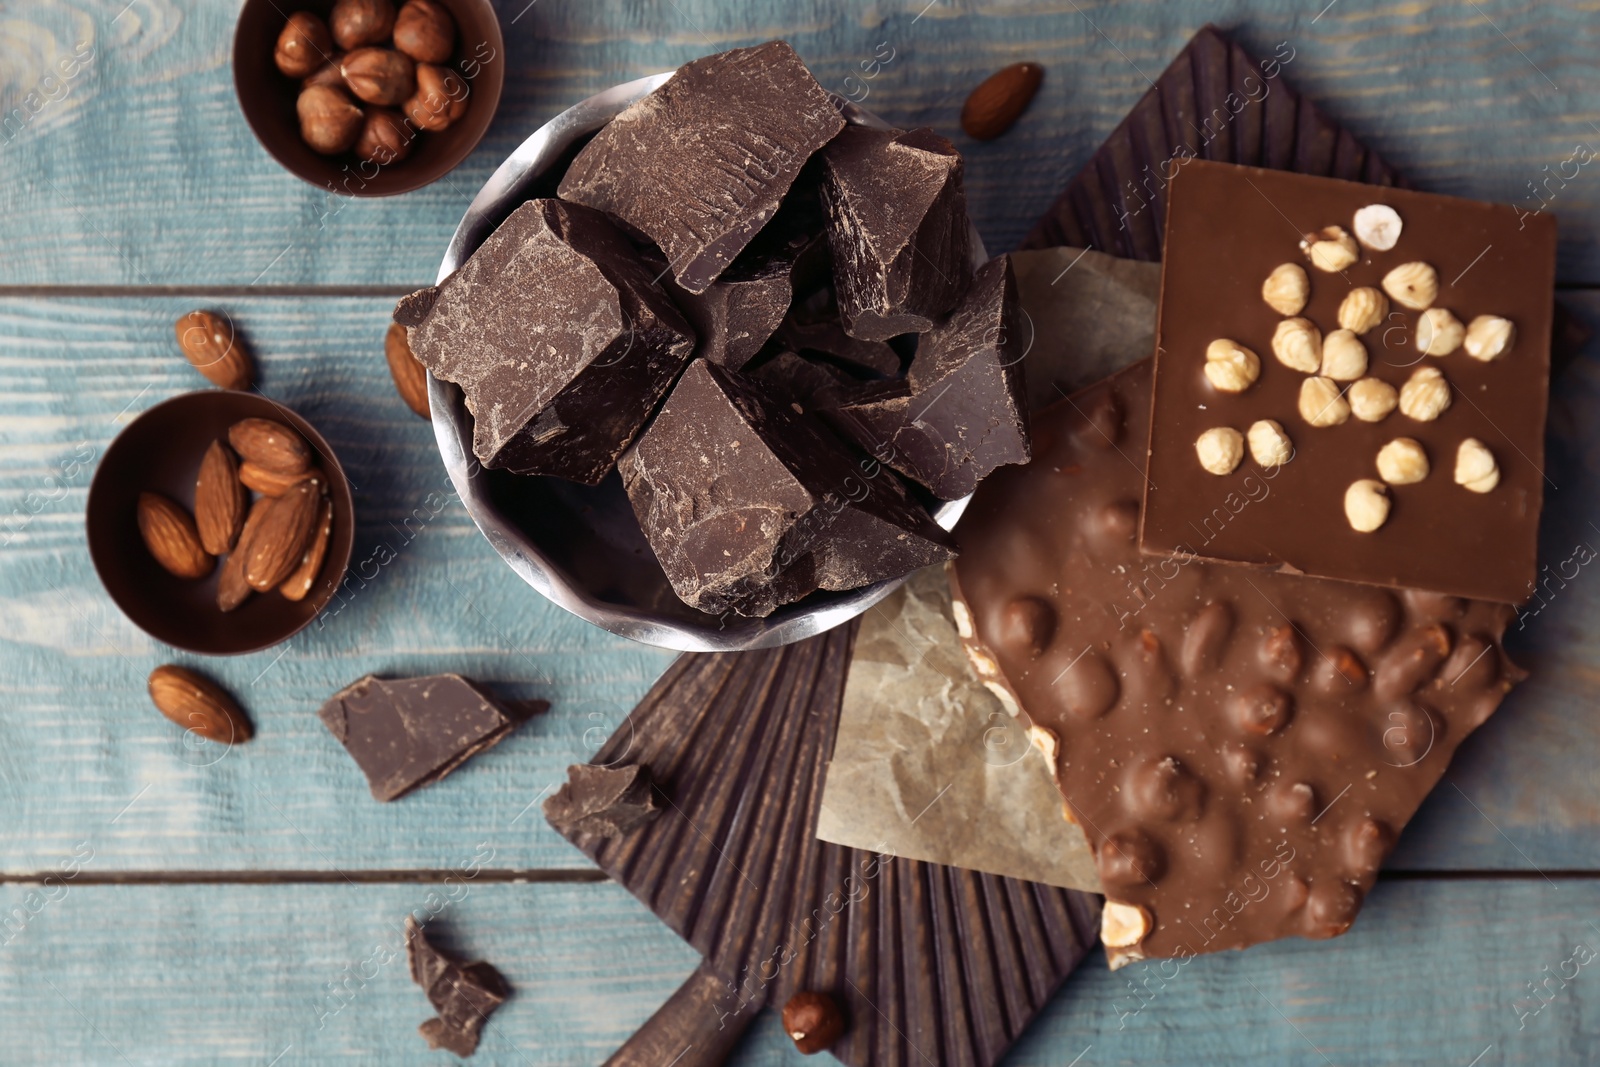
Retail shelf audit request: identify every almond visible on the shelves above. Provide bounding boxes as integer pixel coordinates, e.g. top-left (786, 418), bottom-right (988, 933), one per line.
top-left (385, 323), bottom-right (431, 418)
top-left (175, 310), bottom-right (254, 391)
top-left (240, 462), bottom-right (318, 497)
top-left (242, 481), bottom-right (320, 591)
top-left (280, 497), bottom-right (335, 602)
top-left (218, 498), bottom-right (273, 612)
top-left (148, 665), bottom-right (253, 744)
top-left (137, 492), bottom-right (214, 579)
top-left (961, 62), bottom-right (1044, 141)
top-left (194, 440), bottom-right (247, 555)
top-left (229, 418), bottom-right (312, 475)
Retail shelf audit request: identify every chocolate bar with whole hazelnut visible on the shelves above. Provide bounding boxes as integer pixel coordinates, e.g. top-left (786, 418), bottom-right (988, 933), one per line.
top-left (1141, 160), bottom-right (1555, 604)
top-left (951, 359), bottom-right (1524, 965)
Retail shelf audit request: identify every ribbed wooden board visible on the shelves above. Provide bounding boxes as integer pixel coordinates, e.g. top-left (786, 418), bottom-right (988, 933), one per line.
top-left (556, 624), bottom-right (1101, 1067)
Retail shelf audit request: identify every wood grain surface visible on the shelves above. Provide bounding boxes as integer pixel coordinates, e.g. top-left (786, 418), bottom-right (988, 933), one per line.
top-left (3, 1), bottom-right (1600, 1063)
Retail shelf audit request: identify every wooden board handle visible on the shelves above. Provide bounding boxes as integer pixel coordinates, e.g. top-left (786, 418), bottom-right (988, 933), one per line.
top-left (604, 962), bottom-right (758, 1067)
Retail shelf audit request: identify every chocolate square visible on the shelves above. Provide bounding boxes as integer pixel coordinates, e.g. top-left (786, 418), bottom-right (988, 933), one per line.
top-left (1141, 161), bottom-right (1555, 604)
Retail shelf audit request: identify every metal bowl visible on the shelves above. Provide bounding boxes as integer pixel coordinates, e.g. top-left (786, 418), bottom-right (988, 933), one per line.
top-left (429, 73), bottom-right (979, 652)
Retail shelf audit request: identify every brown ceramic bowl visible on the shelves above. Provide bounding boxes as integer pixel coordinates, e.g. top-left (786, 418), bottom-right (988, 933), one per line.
top-left (86, 391), bottom-right (356, 655)
top-left (232, 0), bottom-right (504, 196)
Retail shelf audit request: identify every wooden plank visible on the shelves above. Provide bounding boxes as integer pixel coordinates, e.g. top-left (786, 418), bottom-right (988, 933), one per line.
top-left (1, 879), bottom-right (1597, 1063)
top-left (1, 1), bottom-right (1599, 285)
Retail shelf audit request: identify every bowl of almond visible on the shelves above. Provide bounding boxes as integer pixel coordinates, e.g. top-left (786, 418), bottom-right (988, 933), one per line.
top-left (86, 391), bottom-right (355, 655)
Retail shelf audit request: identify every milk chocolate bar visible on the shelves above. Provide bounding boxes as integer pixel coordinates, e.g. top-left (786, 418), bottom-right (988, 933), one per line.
top-left (558, 40), bottom-right (845, 294)
top-left (951, 360), bottom-right (1523, 964)
top-left (395, 199), bottom-right (694, 484)
top-left (1141, 161), bottom-right (1555, 604)
top-left (820, 126), bottom-right (972, 340)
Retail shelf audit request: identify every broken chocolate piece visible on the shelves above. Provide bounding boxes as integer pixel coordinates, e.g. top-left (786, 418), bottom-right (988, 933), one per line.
top-left (836, 256), bottom-right (1030, 499)
top-left (558, 41), bottom-right (846, 295)
top-left (543, 762), bottom-right (661, 838)
top-left (820, 126), bottom-right (972, 340)
top-left (620, 359), bottom-right (955, 616)
top-left (397, 198), bottom-right (695, 484)
top-left (951, 359), bottom-right (1524, 964)
top-left (317, 675), bottom-right (538, 802)
top-left (406, 917), bottom-right (509, 1058)
top-left (747, 349), bottom-right (858, 414)
top-left (775, 315), bottom-right (902, 378)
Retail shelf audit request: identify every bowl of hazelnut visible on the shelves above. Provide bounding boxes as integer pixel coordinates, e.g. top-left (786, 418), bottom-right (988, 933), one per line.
top-left (233, 0), bottom-right (504, 196)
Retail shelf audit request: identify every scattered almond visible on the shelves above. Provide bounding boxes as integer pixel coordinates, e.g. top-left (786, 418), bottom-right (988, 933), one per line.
top-left (137, 492), bottom-right (214, 579)
top-left (148, 665), bottom-right (253, 744)
top-left (280, 497), bottom-right (335, 602)
top-left (960, 62), bottom-right (1044, 141)
top-left (242, 481), bottom-right (321, 591)
top-left (385, 323), bottom-right (431, 418)
top-left (175, 310), bottom-right (254, 390)
top-left (194, 440), bottom-right (247, 555)
top-left (229, 418), bottom-right (312, 475)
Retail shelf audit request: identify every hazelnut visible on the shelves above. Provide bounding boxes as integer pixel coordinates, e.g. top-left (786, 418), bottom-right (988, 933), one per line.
top-left (1261, 263), bottom-right (1310, 316)
top-left (1204, 339), bottom-right (1260, 394)
top-left (1416, 308), bottom-right (1465, 357)
top-left (341, 47), bottom-right (416, 106)
top-left (1464, 315), bottom-right (1515, 361)
top-left (1247, 419), bottom-right (1293, 468)
top-left (329, 0), bottom-right (395, 50)
top-left (1195, 426), bottom-right (1244, 475)
top-left (1338, 287), bottom-right (1388, 335)
top-left (782, 991), bottom-right (845, 1055)
top-left (302, 54), bottom-right (347, 90)
top-left (1376, 437), bottom-right (1429, 485)
top-left (1382, 261), bottom-right (1438, 310)
top-left (1345, 479), bottom-right (1391, 533)
top-left (1455, 438), bottom-right (1500, 493)
top-left (1101, 900), bottom-right (1151, 948)
top-left (404, 62), bottom-right (469, 131)
top-left (1298, 376), bottom-right (1350, 428)
top-left (1348, 377), bottom-right (1398, 422)
top-left (393, 0), bottom-right (456, 63)
top-left (1320, 329), bottom-right (1368, 381)
top-left (1397, 366), bottom-right (1451, 422)
top-left (1352, 204), bottom-right (1403, 251)
top-left (1272, 317), bottom-right (1322, 373)
top-left (355, 107), bottom-right (415, 163)
top-left (1301, 225), bottom-right (1359, 272)
top-left (296, 84), bottom-right (364, 155)
top-left (275, 12), bottom-right (333, 79)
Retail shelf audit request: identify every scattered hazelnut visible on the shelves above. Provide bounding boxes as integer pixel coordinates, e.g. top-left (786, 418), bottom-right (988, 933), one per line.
top-left (1416, 308), bottom-right (1465, 357)
top-left (1455, 438), bottom-right (1501, 493)
top-left (1464, 315), bottom-right (1515, 361)
top-left (1348, 377), bottom-right (1398, 422)
top-left (1320, 329), bottom-right (1368, 381)
top-left (1298, 376), bottom-right (1350, 428)
top-left (341, 47), bottom-right (416, 106)
top-left (329, 0), bottom-right (396, 50)
top-left (404, 62), bottom-right (469, 131)
top-left (296, 84), bottom-right (365, 155)
top-left (1101, 900), bottom-right (1151, 948)
top-left (1376, 437), bottom-right (1430, 485)
top-left (782, 991), bottom-right (845, 1055)
top-left (1195, 426), bottom-right (1244, 475)
top-left (1397, 365), bottom-right (1451, 422)
top-left (302, 54), bottom-right (348, 90)
top-left (1352, 204), bottom-right (1403, 251)
top-left (354, 107), bottom-right (415, 163)
top-left (1272, 317), bottom-right (1322, 374)
top-left (393, 0), bottom-right (456, 63)
top-left (1301, 225), bottom-right (1359, 272)
top-left (1337, 286), bottom-right (1388, 335)
top-left (1344, 479), bottom-right (1391, 533)
top-left (1203, 339), bottom-right (1260, 394)
top-left (1382, 261), bottom-right (1438, 310)
top-left (1261, 263), bottom-right (1310, 316)
top-left (1247, 419), bottom-right (1293, 468)
top-left (275, 12), bottom-right (333, 79)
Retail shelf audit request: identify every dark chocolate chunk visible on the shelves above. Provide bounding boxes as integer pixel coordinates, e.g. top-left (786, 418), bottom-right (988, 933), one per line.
top-left (835, 256), bottom-right (1030, 499)
top-left (820, 126), bottom-right (971, 340)
top-left (406, 917), bottom-right (509, 1058)
top-left (318, 675), bottom-right (537, 802)
top-left (558, 41), bottom-right (846, 295)
top-left (397, 198), bottom-right (695, 484)
top-left (1141, 161), bottom-right (1554, 604)
top-left (747, 349), bottom-right (858, 414)
top-left (620, 359), bottom-right (954, 615)
top-left (952, 359), bottom-right (1524, 964)
top-left (775, 315), bottom-right (902, 377)
top-left (543, 763), bottom-right (661, 838)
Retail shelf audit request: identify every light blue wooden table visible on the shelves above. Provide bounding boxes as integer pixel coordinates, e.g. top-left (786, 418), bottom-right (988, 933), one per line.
top-left (3, 1), bottom-right (1599, 1063)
